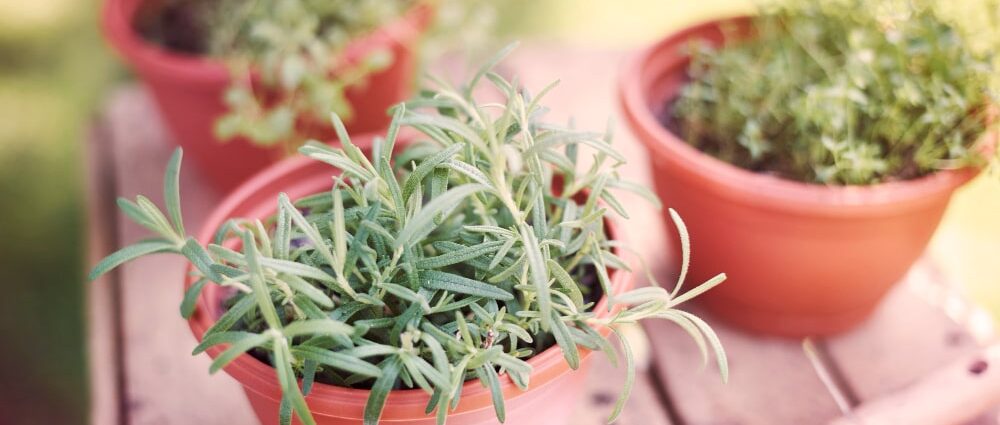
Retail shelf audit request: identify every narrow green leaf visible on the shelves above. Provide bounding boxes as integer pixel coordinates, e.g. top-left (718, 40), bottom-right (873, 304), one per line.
top-left (364, 356), bottom-right (402, 425)
top-left (181, 238), bottom-right (222, 282)
top-left (546, 259), bottom-right (585, 308)
top-left (679, 311), bottom-right (729, 383)
top-left (416, 240), bottom-right (505, 269)
top-left (469, 41), bottom-right (519, 96)
top-left (89, 239), bottom-right (176, 280)
top-left (180, 277), bottom-right (209, 319)
top-left (669, 208), bottom-right (691, 298)
top-left (192, 331), bottom-right (256, 355)
top-left (292, 345), bottom-right (382, 378)
top-left (381, 282), bottom-right (432, 313)
top-left (135, 195), bottom-right (175, 237)
top-left (402, 144), bottom-right (463, 200)
top-left (395, 184), bottom-right (488, 249)
top-left (203, 295), bottom-right (256, 337)
top-left (476, 364), bottom-right (506, 423)
top-left (422, 271), bottom-right (513, 301)
top-left (279, 193), bottom-right (356, 298)
top-left (164, 148), bottom-right (185, 235)
top-left (607, 327), bottom-right (635, 423)
top-left (669, 273), bottom-right (727, 308)
top-left (444, 159), bottom-right (492, 187)
top-left (209, 333), bottom-right (270, 374)
top-left (332, 187), bottom-right (347, 271)
top-left (520, 224), bottom-right (552, 329)
top-left (281, 274), bottom-right (334, 309)
top-left (242, 231), bottom-right (282, 330)
top-left (115, 198), bottom-right (159, 235)
top-left (282, 319), bottom-right (353, 339)
top-left (550, 313), bottom-right (580, 369)
top-left (274, 339), bottom-right (317, 425)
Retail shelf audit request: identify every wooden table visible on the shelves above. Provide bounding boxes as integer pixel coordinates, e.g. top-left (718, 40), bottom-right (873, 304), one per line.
top-left (86, 47), bottom-right (1000, 425)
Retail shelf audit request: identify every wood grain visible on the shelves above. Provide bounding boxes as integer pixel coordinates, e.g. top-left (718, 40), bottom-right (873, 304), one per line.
top-left (645, 308), bottom-right (848, 425)
top-left (823, 261), bottom-right (999, 425)
top-left (828, 344), bottom-right (1000, 425)
top-left (105, 88), bottom-right (258, 425)
top-left (86, 108), bottom-right (122, 425)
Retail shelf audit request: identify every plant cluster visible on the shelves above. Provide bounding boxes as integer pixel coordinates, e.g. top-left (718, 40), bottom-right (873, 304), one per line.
top-left (671, 0), bottom-right (999, 185)
top-left (138, 0), bottom-right (414, 146)
top-left (91, 52), bottom-right (727, 425)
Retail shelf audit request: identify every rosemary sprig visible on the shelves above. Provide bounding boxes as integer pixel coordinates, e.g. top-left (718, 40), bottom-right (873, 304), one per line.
top-left (91, 48), bottom-right (727, 425)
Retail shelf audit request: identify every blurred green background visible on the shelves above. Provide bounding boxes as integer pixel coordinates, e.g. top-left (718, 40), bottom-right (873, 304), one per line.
top-left (0, 0), bottom-right (996, 423)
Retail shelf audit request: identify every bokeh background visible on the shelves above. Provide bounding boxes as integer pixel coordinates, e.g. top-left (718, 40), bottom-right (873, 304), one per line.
top-left (0, 0), bottom-right (996, 423)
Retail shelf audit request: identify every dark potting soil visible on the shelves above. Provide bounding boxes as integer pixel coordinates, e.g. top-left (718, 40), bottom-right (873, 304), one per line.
top-left (133, 0), bottom-right (213, 54)
top-left (658, 96), bottom-right (818, 181)
top-left (659, 94), bottom-right (933, 183)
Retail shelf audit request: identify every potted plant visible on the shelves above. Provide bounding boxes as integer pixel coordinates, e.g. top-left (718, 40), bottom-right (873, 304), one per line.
top-left (102, 0), bottom-right (434, 190)
top-left (620, 0), bottom-right (999, 337)
top-left (91, 54), bottom-right (728, 425)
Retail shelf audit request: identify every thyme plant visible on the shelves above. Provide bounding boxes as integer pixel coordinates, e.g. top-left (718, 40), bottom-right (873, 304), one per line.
top-left (91, 50), bottom-right (728, 425)
top-left (138, 0), bottom-right (414, 146)
top-left (672, 0), bottom-right (999, 185)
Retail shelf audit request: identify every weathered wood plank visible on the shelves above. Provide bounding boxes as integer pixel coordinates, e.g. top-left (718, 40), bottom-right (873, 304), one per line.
top-left (828, 344), bottom-right (1000, 425)
top-left (822, 261), bottom-right (1000, 424)
top-left (86, 109), bottom-right (122, 425)
top-left (644, 308), bottom-right (847, 425)
top-left (573, 357), bottom-right (674, 425)
top-left (105, 87), bottom-right (257, 425)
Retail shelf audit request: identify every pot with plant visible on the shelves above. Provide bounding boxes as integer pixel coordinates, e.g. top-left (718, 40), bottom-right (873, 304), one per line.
top-left (91, 53), bottom-right (728, 425)
top-left (620, 0), bottom-right (999, 337)
top-left (102, 0), bottom-right (434, 190)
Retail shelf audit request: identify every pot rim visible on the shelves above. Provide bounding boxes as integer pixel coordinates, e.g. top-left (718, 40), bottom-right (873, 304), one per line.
top-left (101, 0), bottom-right (433, 86)
top-left (185, 135), bottom-right (634, 420)
top-left (619, 17), bottom-right (989, 218)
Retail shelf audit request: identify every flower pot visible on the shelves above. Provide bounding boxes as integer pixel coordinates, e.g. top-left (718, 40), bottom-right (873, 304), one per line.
top-left (619, 18), bottom-right (990, 337)
top-left (101, 0), bottom-right (433, 192)
top-left (184, 138), bottom-right (634, 424)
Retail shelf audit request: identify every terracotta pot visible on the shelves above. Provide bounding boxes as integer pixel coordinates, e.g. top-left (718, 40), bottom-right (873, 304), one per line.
top-left (101, 0), bottom-right (432, 192)
top-left (619, 18), bottom-right (989, 337)
top-left (184, 138), bottom-right (634, 424)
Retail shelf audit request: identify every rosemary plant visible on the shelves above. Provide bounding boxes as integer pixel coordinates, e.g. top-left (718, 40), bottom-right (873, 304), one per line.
top-left (138, 0), bottom-right (414, 146)
top-left (672, 0), bottom-right (999, 185)
top-left (91, 48), bottom-right (727, 425)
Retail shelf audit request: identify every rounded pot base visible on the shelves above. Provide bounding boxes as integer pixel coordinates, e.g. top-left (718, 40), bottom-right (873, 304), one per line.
top-left (700, 296), bottom-right (881, 338)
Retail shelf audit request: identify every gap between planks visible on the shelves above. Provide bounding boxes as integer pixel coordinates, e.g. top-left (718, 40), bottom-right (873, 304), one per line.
top-left (86, 111), bottom-right (127, 425)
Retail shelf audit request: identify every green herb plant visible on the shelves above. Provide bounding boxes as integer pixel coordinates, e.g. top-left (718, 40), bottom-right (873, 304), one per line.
top-left (139, 0), bottom-right (415, 147)
top-left (90, 48), bottom-right (728, 425)
top-left (672, 0), bottom-right (999, 185)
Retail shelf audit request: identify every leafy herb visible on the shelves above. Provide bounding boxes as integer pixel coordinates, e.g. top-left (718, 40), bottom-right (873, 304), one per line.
top-left (672, 0), bottom-right (999, 184)
top-left (92, 48), bottom-right (727, 425)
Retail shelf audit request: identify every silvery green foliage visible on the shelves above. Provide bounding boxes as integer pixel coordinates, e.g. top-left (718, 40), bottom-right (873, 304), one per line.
top-left (140, 0), bottom-right (413, 146)
top-left (673, 0), bottom-right (999, 185)
top-left (91, 49), bottom-right (727, 425)
top-left (210, 0), bottom-right (412, 146)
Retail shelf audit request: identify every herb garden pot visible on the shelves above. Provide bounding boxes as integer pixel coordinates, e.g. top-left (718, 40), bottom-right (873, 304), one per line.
top-left (619, 18), bottom-right (990, 337)
top-left (101, 0), bottom-right (432, 192)
top-left (185, 141), bottom-right (634, 424)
